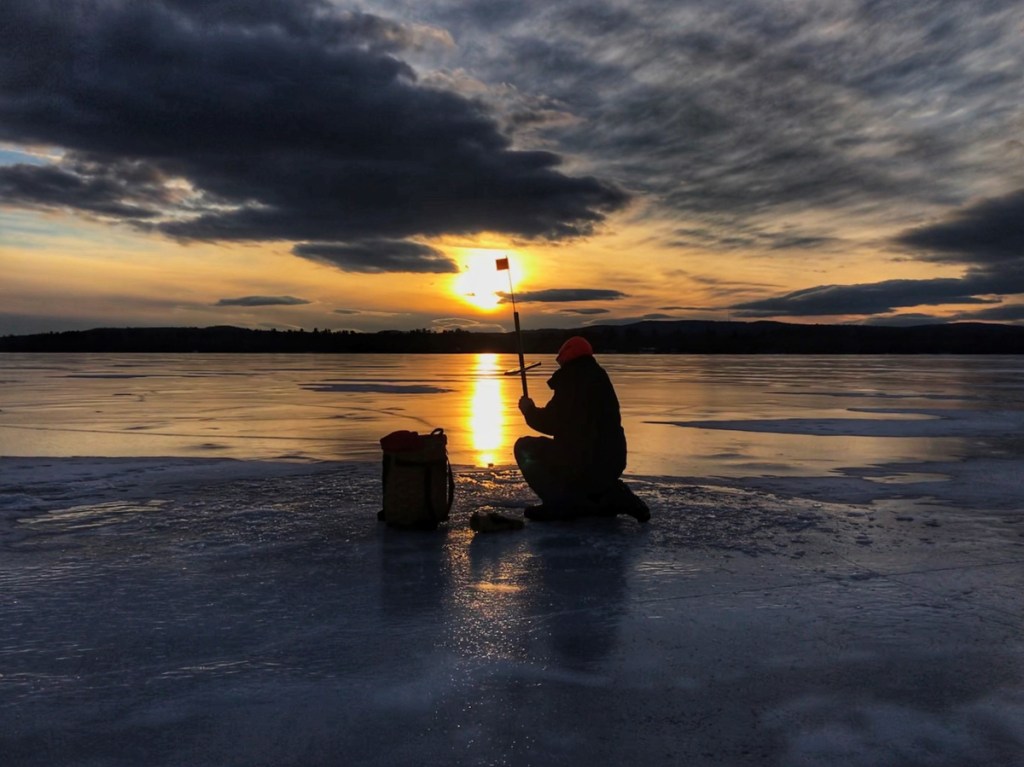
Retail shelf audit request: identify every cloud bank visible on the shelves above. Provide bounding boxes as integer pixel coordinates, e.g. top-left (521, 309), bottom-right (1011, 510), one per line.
top-left (734, 189), bottom-right (1024, 318)
top-left (897, 190), bottom-right (1024, 266)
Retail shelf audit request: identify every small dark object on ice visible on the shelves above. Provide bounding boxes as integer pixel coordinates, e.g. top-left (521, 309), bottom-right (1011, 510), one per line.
top-left (470, 511), bottom-right (525, 533)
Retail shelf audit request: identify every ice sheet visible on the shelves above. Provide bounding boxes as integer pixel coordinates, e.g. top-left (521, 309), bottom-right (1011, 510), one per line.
top-left (1, 456), bottom-right (1022, 766)
top-left (3, 354), bottom-right (1024, 765)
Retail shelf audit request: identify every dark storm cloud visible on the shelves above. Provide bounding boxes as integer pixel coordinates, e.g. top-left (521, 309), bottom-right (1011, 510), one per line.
top-left (293, 241), bottom-right (458, 274)
top-left (0, 0), bottom-right (626, 249)
top-left (502, 289), bottom-right (626, 303)
top-left (560, 308), bottom-right (609, 315)
top-left (895, 190), bottom-right (1024, 264)
top-left (216, 296), bottom-right (310, 307)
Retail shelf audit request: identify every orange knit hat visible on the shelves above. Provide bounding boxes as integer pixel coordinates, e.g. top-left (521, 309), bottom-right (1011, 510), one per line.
top-left (556, 336), bottom-right (593, 365)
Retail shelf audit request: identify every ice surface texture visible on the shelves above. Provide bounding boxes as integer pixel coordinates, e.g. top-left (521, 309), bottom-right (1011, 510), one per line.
top-left (2, 354), bottom-right (1024, 764)
top-left (1, 458), bottom-right (1022, 767)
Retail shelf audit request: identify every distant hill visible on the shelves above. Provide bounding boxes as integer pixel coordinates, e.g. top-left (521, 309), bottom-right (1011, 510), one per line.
top-left (2, 320), bottom-right (1024, 354)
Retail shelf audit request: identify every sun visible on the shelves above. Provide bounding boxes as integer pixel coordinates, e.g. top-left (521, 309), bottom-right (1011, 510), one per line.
top-left (452, 249), bottom-right (517, 311)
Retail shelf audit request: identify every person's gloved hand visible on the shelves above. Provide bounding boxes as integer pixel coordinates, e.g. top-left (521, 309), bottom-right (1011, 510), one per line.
top-left (518, 396), bottom-right (535, 415)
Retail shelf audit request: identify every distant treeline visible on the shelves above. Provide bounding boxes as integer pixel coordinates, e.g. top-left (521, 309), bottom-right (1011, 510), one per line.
top-left (3, 320), bottom-right (1024, 354)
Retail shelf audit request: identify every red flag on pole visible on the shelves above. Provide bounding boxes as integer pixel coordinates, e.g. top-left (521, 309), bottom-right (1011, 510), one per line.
top-left (495, 257), bottom-right (509, 271)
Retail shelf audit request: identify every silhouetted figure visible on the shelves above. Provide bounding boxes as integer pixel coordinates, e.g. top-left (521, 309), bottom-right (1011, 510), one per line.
top-left (515, 336), bottom-right (649, 522)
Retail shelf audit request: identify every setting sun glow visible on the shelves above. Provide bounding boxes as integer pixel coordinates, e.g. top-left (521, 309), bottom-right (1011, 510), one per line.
top-left (452, 250), bottom-right (519, 311)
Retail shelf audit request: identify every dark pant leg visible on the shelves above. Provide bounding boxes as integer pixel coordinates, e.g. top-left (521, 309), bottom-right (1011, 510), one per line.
top-left (514, 436), bottom-right (578, 505)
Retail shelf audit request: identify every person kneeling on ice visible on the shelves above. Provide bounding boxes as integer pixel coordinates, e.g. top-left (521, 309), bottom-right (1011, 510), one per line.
top-left (515, 336), bottom-right (650, 522)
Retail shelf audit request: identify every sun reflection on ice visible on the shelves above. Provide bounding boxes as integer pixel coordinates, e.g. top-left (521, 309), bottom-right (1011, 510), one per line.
top-left (469, 353), bottom-right (508, 467)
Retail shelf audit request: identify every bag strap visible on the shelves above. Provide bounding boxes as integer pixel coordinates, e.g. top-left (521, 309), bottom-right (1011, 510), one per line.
top-left (429, 427), bottom-right (454, 517)
top-left (445, 458), bottom-right (455, 513)
top-left (422, 458), bottom-right (455, 521)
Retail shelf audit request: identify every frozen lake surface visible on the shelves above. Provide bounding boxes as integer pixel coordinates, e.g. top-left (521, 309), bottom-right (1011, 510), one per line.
top-left (1, 354), bottom-right (1023, 765)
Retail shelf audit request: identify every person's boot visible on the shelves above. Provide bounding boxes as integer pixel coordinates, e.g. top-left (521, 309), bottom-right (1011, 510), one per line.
top-left (618, 481), bottom-right (650, 523)
top-left (584, 482), bottom-right (650, 522)
top-left (591, 481), bottom-right (649, 522)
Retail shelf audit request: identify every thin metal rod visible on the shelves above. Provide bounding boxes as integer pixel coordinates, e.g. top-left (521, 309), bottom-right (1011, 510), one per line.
top-left (506, 263), bottom-right (529, 398)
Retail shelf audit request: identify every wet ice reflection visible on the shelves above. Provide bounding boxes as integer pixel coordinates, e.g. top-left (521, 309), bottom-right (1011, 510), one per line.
top-left (467, 354), bottom-right (508, 468)
top-left (3, 353), bottom-right (1024, 479)
top-left (447, 525), bottom-right (636, 672)
top-left (4, 354), bottom-right (1024, 766)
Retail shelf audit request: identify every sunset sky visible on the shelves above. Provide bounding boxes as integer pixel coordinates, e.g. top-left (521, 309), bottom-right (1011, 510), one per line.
top-left (2, 0), bottom-right (1024, 336)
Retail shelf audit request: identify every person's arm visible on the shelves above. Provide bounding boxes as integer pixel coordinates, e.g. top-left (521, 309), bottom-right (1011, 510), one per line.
top-left (519, 395), bottom-right (559, 435)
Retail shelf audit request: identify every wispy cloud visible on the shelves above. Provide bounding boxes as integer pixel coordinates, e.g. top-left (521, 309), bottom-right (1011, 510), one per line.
top-left (431, 317), bottom-right (506, 333)
top-left (435, 1), bottom-right (1024, 222)
top-left (215, 296), bottom-right (311, 307)
top-left (422, 0), bottom-right (1024, 325)
top-left (669, 224), bottom-right (839, 253)
top-left (333, 307), bottom-right (404, 318)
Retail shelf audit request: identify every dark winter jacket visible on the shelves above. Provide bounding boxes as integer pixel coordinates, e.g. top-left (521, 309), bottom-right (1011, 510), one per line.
top-left (521, 355), bottom-right (627, 481)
